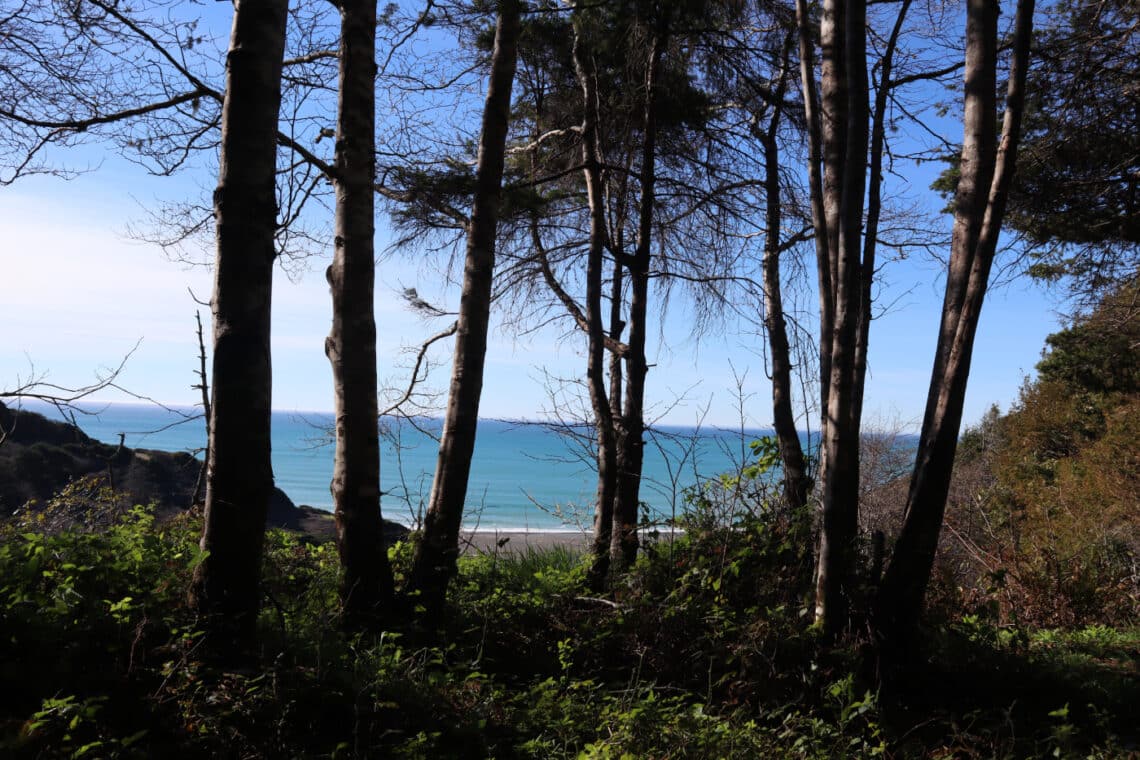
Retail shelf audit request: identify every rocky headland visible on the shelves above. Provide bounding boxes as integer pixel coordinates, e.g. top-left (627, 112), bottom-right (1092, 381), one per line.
top-left (0, 401), bottom-right (406, 544)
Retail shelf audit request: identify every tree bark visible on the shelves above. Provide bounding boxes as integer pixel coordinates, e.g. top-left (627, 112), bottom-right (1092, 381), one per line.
top-left (794, 0), bottom-right (834, 459)
top-left (878, 0), bottom-right (1034, 640)
top-left (326, 0), bottom-right (394, 627)
top-left (816, 0), bottom-right (845, 445)
top-left (612, 26), bottom-right (664, 573)
top-left (409, 0), bottom-right (521, 610)
top-left (759, 47), bottom-right (810, 518)
top-left (571, 27), bottom-right (620, 591)
top-left (808, 0), bottom-right (870, 639)
top-left (188, 0), bottom-right (288, 647)
top-left (603, 251), bottom-right (626, 578)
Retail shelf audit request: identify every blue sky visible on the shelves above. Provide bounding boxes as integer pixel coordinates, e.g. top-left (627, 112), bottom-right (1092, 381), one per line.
top-left (0, 2), bottom-right (1065, 431)
top-left (0, 157), bottom-right (1061, 431)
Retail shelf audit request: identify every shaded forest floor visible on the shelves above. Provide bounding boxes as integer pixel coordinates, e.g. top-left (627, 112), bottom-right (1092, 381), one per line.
top-left (1, 503), bottom-right (1137, 759)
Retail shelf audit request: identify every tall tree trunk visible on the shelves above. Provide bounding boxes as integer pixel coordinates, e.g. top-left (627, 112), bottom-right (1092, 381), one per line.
top-left (878, 0), bottom-right (1034, 640)
top-left (794, 0), bottom-right (831, 592)
top-left (612, 27), bottom-right (664, 573)
top-left (809, 0), bottom-right (870, 639)
top-left (188, 0), bottom-right (288, 647)
top-left (760, 41), bottom-right (810, 519)
top-left (326, 0), bottom-right (393, 627)
top-left (794, 0), bottom-right (832, 550)
top-left (409, 0), bottom-right (521, 610)
top-left (572, 27), bottom-right (619, 591)
top-left (815, 0), bottom-right (845, 449)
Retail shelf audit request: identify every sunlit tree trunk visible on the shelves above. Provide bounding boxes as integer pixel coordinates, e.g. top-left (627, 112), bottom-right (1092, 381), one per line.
top-left (806, 0), bottom-right (870, 639)
top-left (326, 0), bottom-right (394, 627)
top-left (409, 0), bottom-right (521, 610)
top-left (794, 0), bottom-right (831, 593)
top-left (878, 0), bottom-right (1034, 640)
top-left (189, 0), bottom-right (288, 647)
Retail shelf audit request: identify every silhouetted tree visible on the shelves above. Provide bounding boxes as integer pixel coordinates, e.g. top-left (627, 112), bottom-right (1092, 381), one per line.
top-left (878, 0), bottom-right (1036, 642)
top-left (409, 0), bottom-right (523, 610)
top-left (326, 0), bottom-right (395, 627)
top-left (188, 0), bottom-right (289, 647)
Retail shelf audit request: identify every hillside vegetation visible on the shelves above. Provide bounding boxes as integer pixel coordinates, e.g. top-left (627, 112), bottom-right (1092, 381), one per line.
top-left (938, 281), bottom-right (1139, 630)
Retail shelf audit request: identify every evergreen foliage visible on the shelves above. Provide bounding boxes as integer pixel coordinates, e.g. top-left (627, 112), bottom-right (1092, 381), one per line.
top-left (1036, 279), bottom-right (1140, 395)
top-left (932, 0), bottom-right (1140, 301)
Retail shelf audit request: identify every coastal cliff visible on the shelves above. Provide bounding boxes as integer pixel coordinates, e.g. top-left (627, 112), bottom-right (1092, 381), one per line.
top-left (0, 401), bottom-right (367, 540)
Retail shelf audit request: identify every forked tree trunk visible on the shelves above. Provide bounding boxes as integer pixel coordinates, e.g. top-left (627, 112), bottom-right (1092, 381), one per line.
top-left (759, 42), bottom-right (811, 519)
top-left (794, 0), bottom-right (832, 593)
top-left (851, 0), bottom-right (911, 431)
top-left (572, 27), bottom-right (620, 591)
top-left (612, 27), bottom-right (664, 573)
top-left (878, 0), bottom-right (1034, 641)
top-left (326, 0), bottom-right (393, 626)
top-left (409, 0), bottom-right (521, 610)
top-left (601, 253), bottom-right (626, 579)
top-left (189, 0), bottom-right (288, 646)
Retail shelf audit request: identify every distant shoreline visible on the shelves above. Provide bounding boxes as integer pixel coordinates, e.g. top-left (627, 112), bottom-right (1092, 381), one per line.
top-left (460, 529), bottom-right (590, 553)
top-left (16, 398), bottom-right (792, 437)
top-left (16, 399), bottom-right (858, 532)
top-left (458, 528), bottom-right (687, 554)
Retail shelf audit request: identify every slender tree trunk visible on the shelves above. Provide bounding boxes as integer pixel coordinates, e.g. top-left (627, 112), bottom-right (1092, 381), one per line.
top-left (189, 0), bottom-right (288, 647)
top-left (572, 28), bottom-right (619, 591)
top-left (602, 250), bottom-right (626, 580)
top-left (794, 0), bottom-right (831, 592)
top-left (608, 257), bottom-right (625, 428)
top-left (760, 41), bottom-right (810, 518)
top-left (191, 310), bottom-right (211, 508)
top-left (878, 0), bottom-right (1034, 640)
top-left (409, 0), bottom-right (521, 610)
top-left (326, 0), bottom-right (393, 627)
top-left (794, 0), bottom-right (832, 519)
top-left (612, 27), bottom-right (664, 573)
top-left (815, 0), bottom-right (845, 447)
top-left (851, 0), bottom-right (911, 431)
top-left (810, 0), bottom-right (870, 639)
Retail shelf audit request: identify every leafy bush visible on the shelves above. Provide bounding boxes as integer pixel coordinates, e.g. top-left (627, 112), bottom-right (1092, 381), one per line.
top-left (951, 384), bottom-right (1140, 628)
top-left (929, 284), bottom-right (1140, 630)
top-left (0, 478), bottom-right (1135, 757)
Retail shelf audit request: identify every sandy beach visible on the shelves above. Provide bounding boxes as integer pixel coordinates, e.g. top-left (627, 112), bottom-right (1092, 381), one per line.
top-left (459, 529), bottom-right (683, 554)
top-left (459, 530), bottom-right (591, 554)
top-left (289, 508), bottom-right (596, 553)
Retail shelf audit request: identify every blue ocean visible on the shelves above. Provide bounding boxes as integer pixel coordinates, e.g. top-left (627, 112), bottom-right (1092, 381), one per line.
top-left (25, 401), bottom-right (779, 531)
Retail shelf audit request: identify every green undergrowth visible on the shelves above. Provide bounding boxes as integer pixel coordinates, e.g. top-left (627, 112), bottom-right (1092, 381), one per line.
top-left (1, 506), bottom-right (1137, 758)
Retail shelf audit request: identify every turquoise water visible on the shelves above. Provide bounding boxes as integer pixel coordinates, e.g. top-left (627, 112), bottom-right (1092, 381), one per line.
top-left (22, 401), bottom-right (779, 530)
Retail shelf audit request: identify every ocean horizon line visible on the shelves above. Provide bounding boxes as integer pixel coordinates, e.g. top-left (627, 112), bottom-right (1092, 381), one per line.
top-left (12, 399), bottom-right (917, 531)
top-left (22, 398), bottom-right (801, 438)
